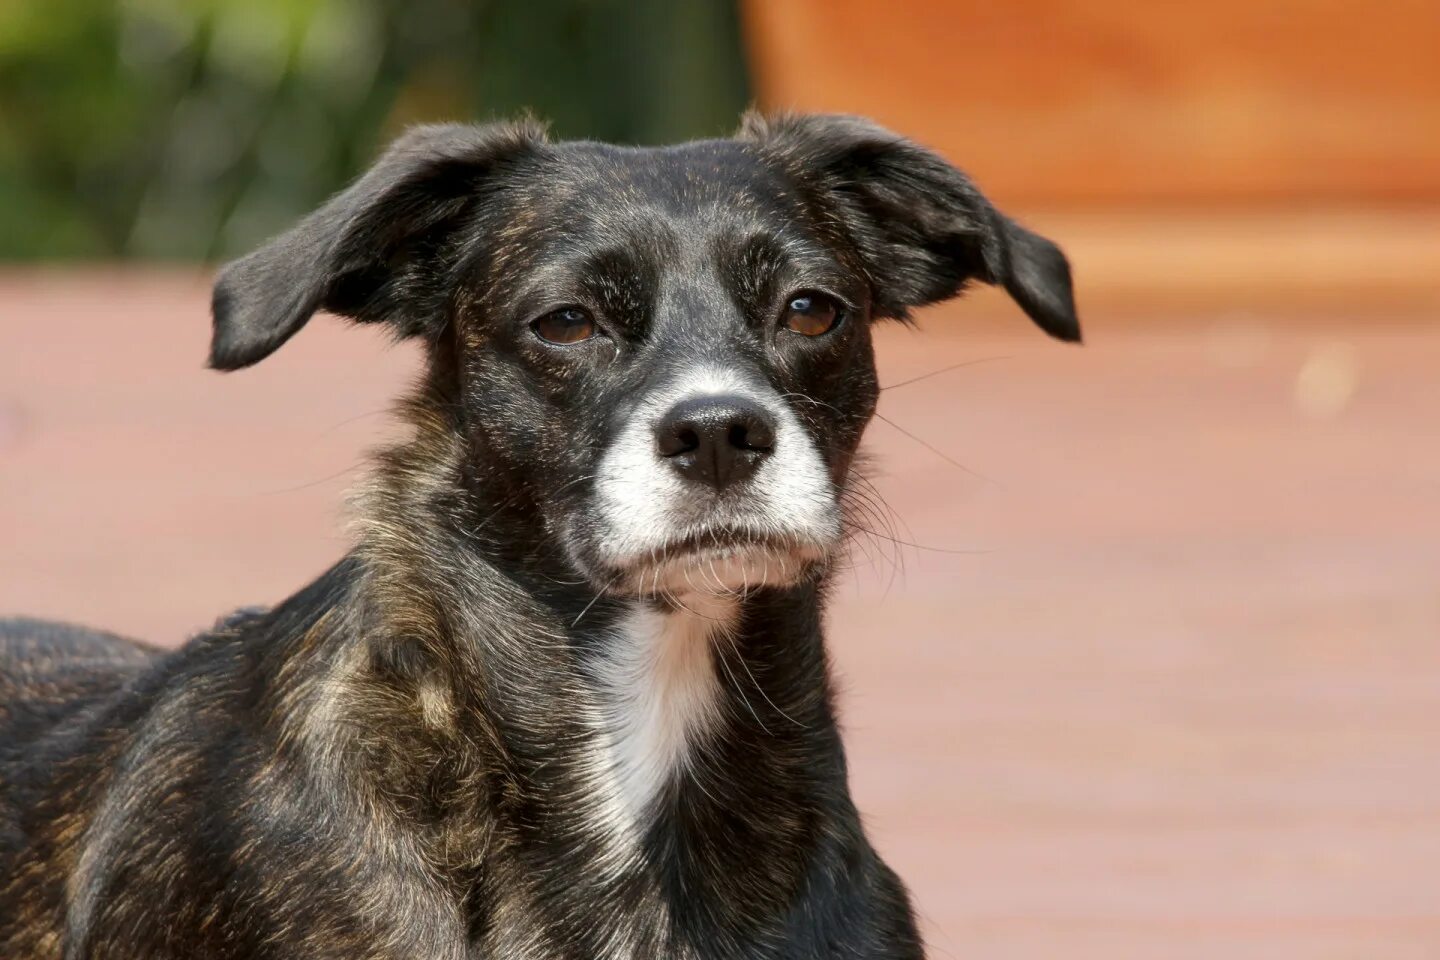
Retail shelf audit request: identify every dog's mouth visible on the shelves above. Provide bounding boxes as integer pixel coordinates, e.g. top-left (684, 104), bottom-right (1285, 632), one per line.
top-left (602, 526), bottom-right (830, 597)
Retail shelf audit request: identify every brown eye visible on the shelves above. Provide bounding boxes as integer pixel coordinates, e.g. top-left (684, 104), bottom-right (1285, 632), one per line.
top-left (532, 307), bottom-right (596, 345)
top-left (781, 292), bottom-right (841, 337)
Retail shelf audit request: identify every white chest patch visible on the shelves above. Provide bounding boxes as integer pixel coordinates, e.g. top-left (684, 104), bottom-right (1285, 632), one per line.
top-left (588, 598), bottom-right (732, 844)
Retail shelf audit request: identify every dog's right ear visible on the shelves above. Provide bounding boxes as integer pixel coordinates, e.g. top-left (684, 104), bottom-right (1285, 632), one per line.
top-left (209, 121), bottom-right (545, 370)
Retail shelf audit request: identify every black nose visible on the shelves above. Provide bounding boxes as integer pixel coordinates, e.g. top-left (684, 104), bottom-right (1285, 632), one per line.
top-left (655, 394), bottom-right (777, 491)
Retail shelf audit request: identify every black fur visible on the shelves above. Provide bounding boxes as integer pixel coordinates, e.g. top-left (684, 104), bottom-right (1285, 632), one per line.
top-left (1, 113), bottom-right (1078, 959)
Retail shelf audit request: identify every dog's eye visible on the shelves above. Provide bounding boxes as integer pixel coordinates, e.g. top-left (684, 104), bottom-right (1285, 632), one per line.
top-left (781, 292), bottom-right (841, 337)
top-left (532, 307), bottom-right (597, 345)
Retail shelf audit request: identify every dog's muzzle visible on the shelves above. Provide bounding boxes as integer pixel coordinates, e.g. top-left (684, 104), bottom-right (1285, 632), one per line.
top-left (581, 367), bottom-right (843, 596)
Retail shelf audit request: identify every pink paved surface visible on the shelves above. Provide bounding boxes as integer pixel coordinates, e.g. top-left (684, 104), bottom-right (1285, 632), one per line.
top-left (3, 270), bottom-right (1439, 958)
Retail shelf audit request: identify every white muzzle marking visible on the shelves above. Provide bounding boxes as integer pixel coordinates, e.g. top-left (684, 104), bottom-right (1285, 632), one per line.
top-left (591, 365), bottom-right (840, 594)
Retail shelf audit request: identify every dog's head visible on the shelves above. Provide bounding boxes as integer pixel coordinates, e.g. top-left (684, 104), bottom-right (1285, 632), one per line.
top-left (211, 114), bottom-right (1078, 599)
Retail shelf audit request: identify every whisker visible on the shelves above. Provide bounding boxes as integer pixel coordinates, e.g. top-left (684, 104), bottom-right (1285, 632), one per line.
top-left (872, 412), bottom-right (996, 484)
top-left (315, 407), bottom-right (393, 436)
top-left (710, 629), bottom-right (769, 735)
top-left (879, 355), bottom-right (1011, 392)
top-left (841, 479), bottom-right (905, 575)
top-left (727, 632), bottom-right (806, 730)
top-left (259, 462), bottom-right (365, 495)
top-left (840, 491), bottom-right (899, 582)
top-left (571, 575), bottom-right (618, 627)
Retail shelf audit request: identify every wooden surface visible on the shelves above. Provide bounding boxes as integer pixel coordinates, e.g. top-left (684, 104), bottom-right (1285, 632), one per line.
top-left (3, 271), bottom-right (1439, 957)
top-left (743, 0), bottom-right (1440, 206)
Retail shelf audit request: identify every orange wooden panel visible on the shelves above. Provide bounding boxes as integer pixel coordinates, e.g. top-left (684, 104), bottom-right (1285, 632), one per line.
top-left (742, 0), bottom-right (1440, 206)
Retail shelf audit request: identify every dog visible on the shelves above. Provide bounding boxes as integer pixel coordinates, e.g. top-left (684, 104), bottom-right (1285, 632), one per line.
top-left (0, 113), bottom-right (1078, 959)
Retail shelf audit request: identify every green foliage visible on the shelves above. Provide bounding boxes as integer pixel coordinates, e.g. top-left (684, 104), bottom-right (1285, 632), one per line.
top-left (0, 0), bottom-right (751, 260)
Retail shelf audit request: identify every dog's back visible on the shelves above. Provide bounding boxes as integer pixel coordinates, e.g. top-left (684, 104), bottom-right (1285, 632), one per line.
top-left (0, 618), bottom-right (156, 752)
top-left (0, 619), bottom-right (156, 855)
top-left (1, 620), bottom-right (189, 957)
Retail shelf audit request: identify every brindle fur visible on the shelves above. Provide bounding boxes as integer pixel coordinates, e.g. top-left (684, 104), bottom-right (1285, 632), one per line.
top-left (1, 113), bottom-right (1077, 958)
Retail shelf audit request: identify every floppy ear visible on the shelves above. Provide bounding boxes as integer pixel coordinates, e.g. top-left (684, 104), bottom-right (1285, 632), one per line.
top-left (740, 113), bottom-right (1080, 342)
top-left (209, 121), bottom-right (546, 370)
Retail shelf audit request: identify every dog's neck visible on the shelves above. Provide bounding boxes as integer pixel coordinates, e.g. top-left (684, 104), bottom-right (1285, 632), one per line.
top-left (266, 394), bottom-right (877, 951)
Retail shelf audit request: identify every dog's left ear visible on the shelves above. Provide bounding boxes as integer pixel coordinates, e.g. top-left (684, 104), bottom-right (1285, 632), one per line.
top-left (210, 121), bottom-right (546, 370)
top-left (740, 112), bottom-right (1080, 342)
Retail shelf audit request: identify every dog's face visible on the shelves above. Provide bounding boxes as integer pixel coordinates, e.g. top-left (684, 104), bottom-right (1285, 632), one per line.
top-left (210, 115), bottom-right (1077, 598)
top-left (451, 139), bottom-right (887, 597)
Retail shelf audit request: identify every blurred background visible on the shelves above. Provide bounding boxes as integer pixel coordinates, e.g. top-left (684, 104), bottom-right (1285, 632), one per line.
top-left (2, 1), bottom-right (1438, 957)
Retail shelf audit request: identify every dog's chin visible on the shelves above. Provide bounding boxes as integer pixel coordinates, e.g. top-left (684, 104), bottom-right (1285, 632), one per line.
top-left (598, 538), bottom-right (829, 599)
